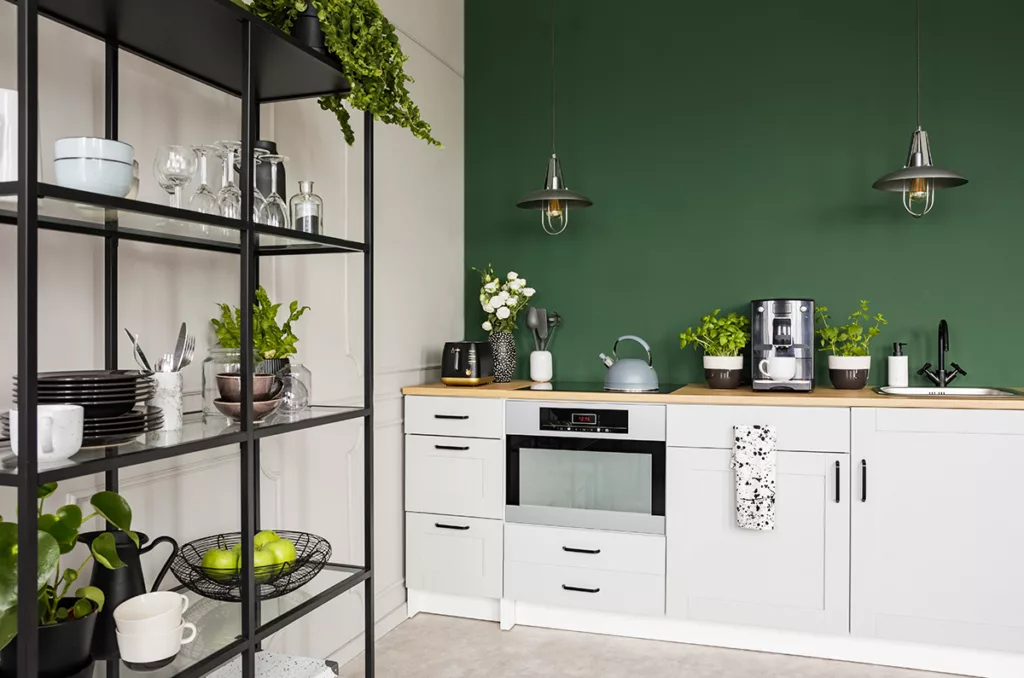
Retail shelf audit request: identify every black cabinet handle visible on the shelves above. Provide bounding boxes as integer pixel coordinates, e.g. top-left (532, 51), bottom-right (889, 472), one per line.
top-left (435, 445), bottom-right (470, 451)
top-left (562, 546), bottom-right (601, 555)
top-left (434, 414), bottom-right (469, 420)
top-left (861, 459), bottom-right (867, 502)
top-left (562, 585), bottom-right (600, 594)
top-left (434, 523), bottom-right (470, 530)
top-left (834, 460), bottom-right (841, 504)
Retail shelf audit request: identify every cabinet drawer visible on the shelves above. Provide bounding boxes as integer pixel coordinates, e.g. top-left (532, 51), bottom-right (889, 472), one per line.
top-left (505, 561), bottom-right (664, 616)
top-left (406, 512), bottom-right (503, 598)
top-left (405, 396), bottom-right (504, 439)
top-left (405, 435), bottom-right (503, 519)
top-left (505, 523), bottom-right (664, 576)
top-left (667, 404), bottom-right (850, 453)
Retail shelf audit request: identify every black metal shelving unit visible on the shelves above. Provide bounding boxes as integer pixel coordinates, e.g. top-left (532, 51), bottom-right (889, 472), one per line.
top-left (9, 0), bottom-right (375, 676)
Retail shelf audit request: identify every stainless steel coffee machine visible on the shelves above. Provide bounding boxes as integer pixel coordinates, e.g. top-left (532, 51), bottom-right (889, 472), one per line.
top-left (751, 298), bottom-right (814, 391)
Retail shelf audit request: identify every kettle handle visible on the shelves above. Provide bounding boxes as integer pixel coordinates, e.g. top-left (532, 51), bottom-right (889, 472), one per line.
top-left (613, 335), bottom-right (653, 366)
top-left (140, 535), bottom-right (179, 592)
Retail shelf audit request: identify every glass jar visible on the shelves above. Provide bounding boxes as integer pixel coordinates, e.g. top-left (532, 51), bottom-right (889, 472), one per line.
top-left (282, 359), bottom-right (312, 413)
top-left (202, 347), bottom-right (259, 417)
top-left (289, 180), bottom-right (323, 234)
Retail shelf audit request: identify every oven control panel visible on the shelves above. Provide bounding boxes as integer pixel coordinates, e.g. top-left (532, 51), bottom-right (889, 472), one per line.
top-left (539, 407), bottom-right (628, 434)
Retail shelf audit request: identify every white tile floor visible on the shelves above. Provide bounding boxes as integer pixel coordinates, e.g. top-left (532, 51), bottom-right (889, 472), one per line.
top-left (339, 614), bottom-right (966, 678)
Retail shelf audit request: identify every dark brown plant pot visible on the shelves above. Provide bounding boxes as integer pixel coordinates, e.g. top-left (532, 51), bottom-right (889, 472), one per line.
top-left (0, 598), bottom-right (97, 678)
top-left (705, 369), bottom-right (742, 389)
top-left (829, 369), bottom-right (869, 390)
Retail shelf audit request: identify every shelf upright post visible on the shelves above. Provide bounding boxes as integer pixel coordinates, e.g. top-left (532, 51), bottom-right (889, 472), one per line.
top-left (362, 109), bottom-right (376, 678)
top-left (15, 0), bottom-right (40, 676)
top-left (239, 17), bottom-right (258, 678)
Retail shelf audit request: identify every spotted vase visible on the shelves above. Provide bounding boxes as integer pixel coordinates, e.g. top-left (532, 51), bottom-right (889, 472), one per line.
top-left (489, 332), bottom-right (516, 383)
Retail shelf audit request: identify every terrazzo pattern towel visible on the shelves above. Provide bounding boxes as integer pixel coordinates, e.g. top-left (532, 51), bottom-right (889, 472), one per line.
top-left (732, 424), bottom-right (777, 531)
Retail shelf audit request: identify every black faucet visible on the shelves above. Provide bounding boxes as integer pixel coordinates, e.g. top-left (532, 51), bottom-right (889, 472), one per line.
top-left (918, 319), bottom-right (966, 387)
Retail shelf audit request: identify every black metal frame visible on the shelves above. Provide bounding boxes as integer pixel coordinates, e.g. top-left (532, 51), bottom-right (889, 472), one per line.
top-left (11, 1), bottom-right (375, 677)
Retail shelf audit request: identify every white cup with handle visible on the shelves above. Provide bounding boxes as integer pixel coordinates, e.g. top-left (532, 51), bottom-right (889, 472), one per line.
top-left (115, 621), bottom-right (197, 665)
top-left (758, 356), bottom-right (797, 382)
top-left (9, 404), bottom-right (84, 461)
top-left (113, 591), bottom-right (190, 635)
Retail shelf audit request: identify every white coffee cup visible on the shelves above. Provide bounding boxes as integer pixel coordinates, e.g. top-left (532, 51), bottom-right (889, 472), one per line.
top-left (115, 621), bottom-right (196, 664)
top-left (759, 356), bottom-right (797, 381)
top-left (10, 405), bottom-right (84, 461)
top-left (114, 592), bottom-right (190, 635)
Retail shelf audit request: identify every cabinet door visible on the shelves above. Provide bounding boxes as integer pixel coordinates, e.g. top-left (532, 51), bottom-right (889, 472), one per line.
top-left (851, 409), bottom-right (1024, 653)
top-left (405, 434), bottom-right (504, 519)
top-left (406, 512), bottom-right (503, 598)
top-left (666, 447), bottom-right (850, 634)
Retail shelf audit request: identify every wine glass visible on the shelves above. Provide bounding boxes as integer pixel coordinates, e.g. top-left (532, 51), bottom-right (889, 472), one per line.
top-left (251, 148), bottom-right (269, 224)
top-left (215, 140), bottom-right (242, 220)
top-left (189, 145), bottom-right (219, 215)
top-left (153, 145), bottom-right (197, 209)
top-left (258, 154), bottom-right (290, 228)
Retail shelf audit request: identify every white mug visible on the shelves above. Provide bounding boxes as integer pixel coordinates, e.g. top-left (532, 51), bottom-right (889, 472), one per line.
top-left (114, 592), bottom-right (190, 635)
top-left (10, 405), bottom-right (84, 461)
top-left (759, 356), bottom-right (797, 382)
top-left (115, 621), bottom-right (196, 664)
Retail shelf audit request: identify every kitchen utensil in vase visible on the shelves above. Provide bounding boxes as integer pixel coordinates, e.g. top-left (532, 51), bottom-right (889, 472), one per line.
top-left (526, 307), bottom-right (541, 351)
top-left (537, 308), bottom-right (549, 347)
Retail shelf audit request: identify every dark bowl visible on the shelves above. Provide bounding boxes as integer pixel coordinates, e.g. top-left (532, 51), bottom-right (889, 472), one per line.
top-left (213, 398), bottom-right (282, 423)
top-left (216, 373), bottom-right (280, 402)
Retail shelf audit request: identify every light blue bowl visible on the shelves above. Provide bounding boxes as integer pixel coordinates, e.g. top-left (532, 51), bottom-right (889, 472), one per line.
top-left (54, 157), bottom-right (133, 197)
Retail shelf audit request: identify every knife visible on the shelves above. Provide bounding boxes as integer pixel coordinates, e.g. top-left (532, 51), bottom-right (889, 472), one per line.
top-left (172, 322), bottom-right (187, 372)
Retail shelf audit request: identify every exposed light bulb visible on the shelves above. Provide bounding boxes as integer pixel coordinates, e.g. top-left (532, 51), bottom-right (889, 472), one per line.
top-left (547, 199), bottom-right (562, 218)
top-left (902, 178), bottom-right (935, 218)
top-left (909, 177), bottom-right (929, 201)
top-left (542, 200), bottom-right (568, 235)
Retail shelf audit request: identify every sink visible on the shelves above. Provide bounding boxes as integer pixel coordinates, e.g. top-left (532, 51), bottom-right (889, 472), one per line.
top-left (874, 386), bottom-right (1024, 398)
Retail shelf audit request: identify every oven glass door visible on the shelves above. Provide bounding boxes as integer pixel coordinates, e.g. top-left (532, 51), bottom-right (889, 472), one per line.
top-left (506, 435), bottom-right (666, 534)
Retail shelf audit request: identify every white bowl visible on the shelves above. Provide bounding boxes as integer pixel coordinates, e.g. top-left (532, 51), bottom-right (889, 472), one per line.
top-left (54, 137), bottom-right (134, 163)
top-left (54, 157), bottom-right (133, 197)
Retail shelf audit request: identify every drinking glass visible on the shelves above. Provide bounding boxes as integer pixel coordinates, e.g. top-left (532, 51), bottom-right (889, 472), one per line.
top-left (153, 145), bottom-right (197, 209)
top-left (258, 154), bottom-right (290, 228)
top-left (215, 140), bottom-right (242, 220)
top-left (251, 148), bottom-right (269, 224)
top-left (189, 145), bottom-right (219, 215)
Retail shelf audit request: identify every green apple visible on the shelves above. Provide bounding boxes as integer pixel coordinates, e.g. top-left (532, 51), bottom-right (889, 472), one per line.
top-left (202, 548), bottom-right (238, 582)
top-left (253, 548), bottom-right (278, 583)
top-left (263, 538), bottom-right (297, 567)
top-left (231, 544), bottom-right (243, 573)
top-left (253, 530), bottom-right (280, 549)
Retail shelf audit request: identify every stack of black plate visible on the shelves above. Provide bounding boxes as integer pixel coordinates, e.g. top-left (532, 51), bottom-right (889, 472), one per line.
top-left (12, 370), bottom-right (163, 447)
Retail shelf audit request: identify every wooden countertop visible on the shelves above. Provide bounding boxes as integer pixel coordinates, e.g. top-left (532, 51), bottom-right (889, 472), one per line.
top-left (401, 381), bottom-right (1024, 410)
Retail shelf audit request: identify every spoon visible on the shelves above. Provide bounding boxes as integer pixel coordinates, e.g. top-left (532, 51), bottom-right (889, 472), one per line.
top-left (526, 308), bottom-right (541, 351)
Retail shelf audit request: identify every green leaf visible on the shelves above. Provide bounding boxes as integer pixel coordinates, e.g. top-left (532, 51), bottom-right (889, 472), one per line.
top-left (0, 523), bottom-right (60, 617)
top-left (72, 598), bottom-right (93, 619)
top-left (89, 493), bottom-right (138, 548)
top-left (37, 482), bottom-right (58, 500)
top-left (76, 586), bottom-right (105, 613)
top-left (55, 606), bottom-right (69, 621)
top-left (0, 606), bottom-right (16, 651)
top-left (61, 567), bottom-right (78, 586)
top-left (90, 532), bottom-right (126, 570)
top-left (38, 514), bottom-right (77, 554)
top-left (56, 504), bottom-right (83, 531)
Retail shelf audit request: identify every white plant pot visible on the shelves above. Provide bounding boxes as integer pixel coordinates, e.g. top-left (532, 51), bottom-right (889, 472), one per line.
top-left (828, 355), bottom-right (871, 390)
top-left (703, 355), bottom-right (743, 389)
top-left (530, 351), bottom-right (553, 383)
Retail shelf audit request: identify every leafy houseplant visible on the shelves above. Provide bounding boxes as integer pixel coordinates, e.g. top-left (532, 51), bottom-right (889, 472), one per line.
top-left (0, 482), bottom-right (136, 672)
top-left (816, 300), bottom-right (887, 389)
top-left (212, 286), bottom-right (310, 363)
top-left (240, 0), bottom-right (439, 148)
top-left (680, 309), bottom-right (751, 389)
top-left (473, 265), bottom-right (536, 383)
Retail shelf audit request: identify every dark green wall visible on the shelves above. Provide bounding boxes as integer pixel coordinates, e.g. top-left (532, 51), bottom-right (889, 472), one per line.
top-left (466, 0), bottom-right (1024, 386)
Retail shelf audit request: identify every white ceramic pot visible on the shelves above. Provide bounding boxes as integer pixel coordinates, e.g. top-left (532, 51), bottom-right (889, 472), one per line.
top-left (703, 355), bottom-right (743, 389)
top-left (54, 136), bottom-right (134, 163)
top-left (54, 157), bottom-right (133, 197)
top-left (828, 355), bottom-right (871, 390)
top-left (530, 350), bottom-right (553, 383)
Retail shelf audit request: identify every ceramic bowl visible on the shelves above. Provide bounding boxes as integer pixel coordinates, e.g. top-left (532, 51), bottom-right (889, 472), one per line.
top-left (54, 137), bottom-right (134, 163)
top-left (215, 373), bottom-right (280, 402)
top-left (213, 398), bottom-right (282, 423)
top-left (54, 157), bottom-right (133, 197)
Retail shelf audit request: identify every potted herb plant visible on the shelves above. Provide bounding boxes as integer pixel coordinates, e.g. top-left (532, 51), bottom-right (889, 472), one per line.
top-left (680, 309), bottom-right (751, 389)
top-left (211, 285), bottom-right (310, 375)
top-left (816, 300), bottom-right (887, 389)
top-left (473, 265), bottom-right (536, 383)
top-left (238, 0), bottom-right (439, 148)
top-left (0, 482), bottom-right (136, 678)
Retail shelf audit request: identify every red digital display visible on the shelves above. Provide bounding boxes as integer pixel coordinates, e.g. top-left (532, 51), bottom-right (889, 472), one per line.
top-left (572, 413), bottom-right (597, 425)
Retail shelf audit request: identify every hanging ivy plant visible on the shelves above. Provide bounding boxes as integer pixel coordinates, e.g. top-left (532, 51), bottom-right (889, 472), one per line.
top-left (240, 0), bottom-right (440, 147)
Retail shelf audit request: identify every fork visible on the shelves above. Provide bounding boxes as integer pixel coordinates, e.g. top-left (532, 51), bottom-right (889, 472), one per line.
top-left (178, 335), bottom-right (196, 370)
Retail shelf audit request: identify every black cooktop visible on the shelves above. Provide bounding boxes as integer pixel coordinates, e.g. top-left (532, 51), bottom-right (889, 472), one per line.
top-left (520, 381), bottom-right (682, 394)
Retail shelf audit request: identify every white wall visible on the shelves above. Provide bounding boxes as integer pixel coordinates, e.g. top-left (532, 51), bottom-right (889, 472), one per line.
top-left (0, 0), bottom-right (463, 665)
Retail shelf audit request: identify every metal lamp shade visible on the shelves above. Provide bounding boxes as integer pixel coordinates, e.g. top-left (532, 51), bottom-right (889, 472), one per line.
top-left (872, 128), bottom-right (967, 192)
top-left (516, 154), bottom-right (592, 210)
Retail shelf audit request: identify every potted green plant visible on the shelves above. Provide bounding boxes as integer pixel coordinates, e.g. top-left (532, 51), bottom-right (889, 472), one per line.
top-left (815, 300), bottom-right (887, 389)
top-left (473, 264), bottom-right (536, 383)
top-left (680, 309), bottom-right (751, 389)
top-left (0, 482), bottom-right (136, 677)
top-left (211, 285), bottom-right (310, 375)
top-left (238, 0), bottom-right (440, 148)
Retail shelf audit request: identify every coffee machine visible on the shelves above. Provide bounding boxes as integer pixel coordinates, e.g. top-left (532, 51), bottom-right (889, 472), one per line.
top-left (751, 298), bottom-right (814, 391)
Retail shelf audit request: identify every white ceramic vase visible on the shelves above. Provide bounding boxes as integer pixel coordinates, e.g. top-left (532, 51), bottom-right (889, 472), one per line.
top-left (530, 350), bottom-right (553, 383)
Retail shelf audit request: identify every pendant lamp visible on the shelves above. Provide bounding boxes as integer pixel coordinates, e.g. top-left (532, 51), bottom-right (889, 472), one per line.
top-left (516, 0), bottom-right (592, 235)
top-left (872, 0), bottom-right (967, 217)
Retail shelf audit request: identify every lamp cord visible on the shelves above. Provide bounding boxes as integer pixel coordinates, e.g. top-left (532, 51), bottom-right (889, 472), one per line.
top-left (916, 0), bottom-right (921, 128)
top-left (551, 0), bottom-right (557, 155)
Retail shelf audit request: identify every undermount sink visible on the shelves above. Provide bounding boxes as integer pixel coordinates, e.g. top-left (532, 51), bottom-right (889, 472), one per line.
top-left (874, 386), bottom-right (1024, 398)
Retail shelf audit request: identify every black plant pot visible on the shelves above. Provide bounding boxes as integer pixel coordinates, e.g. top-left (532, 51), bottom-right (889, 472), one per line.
top-left (0, 598), bottom-right (97, 678)
top-left (292, 2), bottom-right (326, 53)
top-left (705, 368), bottom-right (742, 389)
top-left (829, 369), bottom-right (870, 390)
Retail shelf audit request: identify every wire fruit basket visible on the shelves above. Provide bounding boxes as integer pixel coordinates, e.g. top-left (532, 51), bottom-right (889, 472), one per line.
top-left (170, 530), bottom-right (331, 602)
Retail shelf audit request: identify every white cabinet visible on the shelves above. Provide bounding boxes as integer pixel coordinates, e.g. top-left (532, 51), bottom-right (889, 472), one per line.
top-left (405, 435), bottom-right (503, 519)
top-left (851, 408), bottom-right (1024, 653)
top-left (666, 446), bottom-right (850, 634)
top-left (404, 395), bottom-right (504, 439)
top-left (406, 512), bottom-right (503, 599)
top-left (667, 404), bottom-right (850, 453)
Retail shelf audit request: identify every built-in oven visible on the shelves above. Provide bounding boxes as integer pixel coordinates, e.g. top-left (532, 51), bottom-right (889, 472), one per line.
top-left (505, 400), bottom-right (666, 535)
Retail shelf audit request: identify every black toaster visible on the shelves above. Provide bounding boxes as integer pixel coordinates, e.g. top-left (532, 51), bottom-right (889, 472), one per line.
top-left (441, 341), bottom-right (494, 386)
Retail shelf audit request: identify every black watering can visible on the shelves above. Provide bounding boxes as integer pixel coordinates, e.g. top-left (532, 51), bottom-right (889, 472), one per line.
top-left (77, 531), bottom-right (178, 660)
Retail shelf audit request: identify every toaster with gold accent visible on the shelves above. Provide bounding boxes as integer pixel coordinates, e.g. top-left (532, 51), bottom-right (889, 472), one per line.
top-left (441, 341), bottom-right (494, 386)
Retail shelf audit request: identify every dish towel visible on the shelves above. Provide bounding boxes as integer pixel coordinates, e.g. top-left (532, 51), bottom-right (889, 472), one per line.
top-left (732, 424), bottom-right (777, 531)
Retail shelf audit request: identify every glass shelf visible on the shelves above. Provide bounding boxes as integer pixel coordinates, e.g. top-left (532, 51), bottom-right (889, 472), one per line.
top-left (0, 183), bottom-right (366, 256)
top-left (92, 563), bottom-right (367, 678)
top-left (0, 404), bottom-right (368, 485)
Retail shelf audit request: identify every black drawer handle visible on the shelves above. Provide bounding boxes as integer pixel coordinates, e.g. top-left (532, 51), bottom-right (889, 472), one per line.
top-left (435, 444), bottom-right (470, 451)
top-left (562, 585), bottom-right (600, 594)
top-left (562, 546), bottom-right (601, 555)
top-left (861, 459), bottom-right (867, 503)
top-left (434, 414), bottom-right (469, 420)
top-left (434, 523), bottom-right (470, 531)
top-left (835, 460), bottom-right (841, 504)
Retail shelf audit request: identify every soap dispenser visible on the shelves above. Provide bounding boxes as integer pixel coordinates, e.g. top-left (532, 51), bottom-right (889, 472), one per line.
top-left (888, 342), bottom-right (908, 387)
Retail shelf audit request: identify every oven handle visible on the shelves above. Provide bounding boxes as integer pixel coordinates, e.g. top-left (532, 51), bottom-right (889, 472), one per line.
top-left (562, 585), bottom-right (601, 594)
top-left (562, 546), bottom-right (601, 555)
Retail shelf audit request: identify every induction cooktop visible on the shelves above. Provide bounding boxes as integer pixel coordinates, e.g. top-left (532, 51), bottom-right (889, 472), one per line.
top-left (520, 381), bottom-right (682, 394)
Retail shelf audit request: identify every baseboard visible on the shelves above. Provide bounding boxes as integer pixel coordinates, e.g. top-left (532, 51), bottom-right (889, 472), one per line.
top-left (407, 589), bottom-right (500, 622)
top-left (329, 601), bottom-right (409, 669)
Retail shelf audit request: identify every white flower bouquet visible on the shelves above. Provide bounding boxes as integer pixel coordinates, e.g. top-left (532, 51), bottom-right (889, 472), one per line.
top-left (473, 264), bottom-right (536, 334)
